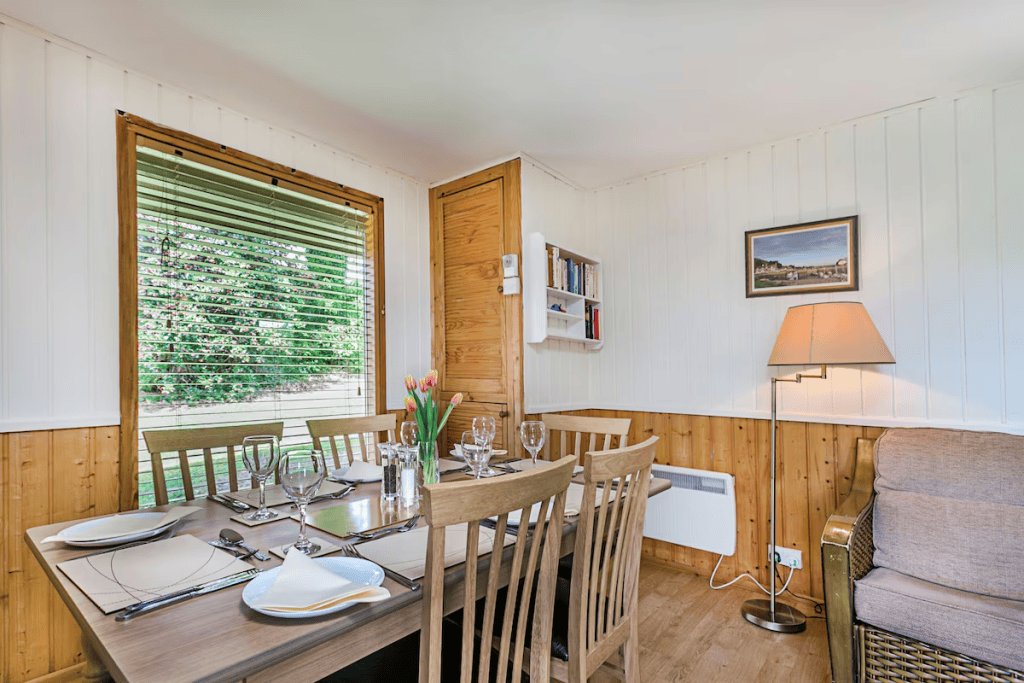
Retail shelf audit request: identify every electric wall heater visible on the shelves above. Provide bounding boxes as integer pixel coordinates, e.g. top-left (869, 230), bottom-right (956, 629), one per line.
top-left (643, 465), bottom-right (736, 556)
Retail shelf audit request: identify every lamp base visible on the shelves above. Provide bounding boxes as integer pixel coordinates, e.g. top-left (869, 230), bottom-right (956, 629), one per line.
top-left (740, 599), bottom-right (807, 633)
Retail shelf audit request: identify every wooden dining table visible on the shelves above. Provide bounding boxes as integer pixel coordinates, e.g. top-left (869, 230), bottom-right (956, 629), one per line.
top-left (25, 464), bottom-right (670, 683)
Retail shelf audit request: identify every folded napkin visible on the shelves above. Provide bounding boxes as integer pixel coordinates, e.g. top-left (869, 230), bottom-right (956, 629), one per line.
top-left (333, 460), bottom-right (384, 481)
top-left (254, 548), bottom-right (390, 612)
top-left (43, 506), bottom-right (201, 544)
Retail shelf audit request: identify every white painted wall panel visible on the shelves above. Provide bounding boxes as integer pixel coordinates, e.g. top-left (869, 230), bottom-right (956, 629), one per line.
top-left (570, 83), bottom-right (1024, 434)
top-left (0, 21), bottom-right (429, 430)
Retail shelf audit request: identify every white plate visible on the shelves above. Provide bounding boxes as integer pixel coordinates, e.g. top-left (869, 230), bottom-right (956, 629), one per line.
top-left (243, 557), bottom-right (385, 619)
top-left (506, 460), bottom-right (584, 476)
top-left (60, 514), bottom-right (178, 548)
top-left (330, 466), bottom-right (383, 483)
top-left (449, 447), bottom-right (508, 459)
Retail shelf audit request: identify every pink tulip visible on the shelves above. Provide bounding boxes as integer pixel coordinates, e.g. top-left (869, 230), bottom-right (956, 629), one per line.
top-left (450, 393), bottom-right (463, 407)
top-left (405, 395), bottom-right (416, 412)
top-left (404, 375), bottom-right (416, 392)
top-left (419, 378), bottom-right (428, 393)
top-left (424, 369), bottom-right (439, 388)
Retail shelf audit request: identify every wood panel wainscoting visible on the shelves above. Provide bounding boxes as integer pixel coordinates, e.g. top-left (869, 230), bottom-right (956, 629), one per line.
top-left (541, 410), bottom-right (883, 604)
top-left (2, 426), bottom-right (120, 683)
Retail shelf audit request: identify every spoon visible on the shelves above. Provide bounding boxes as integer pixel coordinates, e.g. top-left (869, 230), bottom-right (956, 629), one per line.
top-left (218, 528), bottom-right (270, 561)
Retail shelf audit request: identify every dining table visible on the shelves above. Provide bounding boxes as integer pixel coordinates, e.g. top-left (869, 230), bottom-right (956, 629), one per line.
top-left (25, 458), bottom-right (670, 683)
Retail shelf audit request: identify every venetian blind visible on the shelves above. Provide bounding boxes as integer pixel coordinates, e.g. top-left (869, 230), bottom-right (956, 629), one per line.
top-left (135, 141), bottom-right (378, 507)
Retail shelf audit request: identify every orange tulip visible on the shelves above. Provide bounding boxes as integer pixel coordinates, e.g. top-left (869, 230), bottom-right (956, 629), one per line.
top-left (404, 375), bottom-right (416, 392)
top-left (424, 369), bottom-right (439, 388)
top-left (450, 393), bottom-right (463, 407)
top-left (405, 395), bottom-right (417, 412)
top-left (419, 378), bottom-right (428, 393)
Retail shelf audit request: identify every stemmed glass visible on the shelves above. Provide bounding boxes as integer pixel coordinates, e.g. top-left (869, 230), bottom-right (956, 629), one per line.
top-left (472, 416), bottom-right (499, 475)
top-left (278, 449), bottom-right (326, 555)
top-left (241, 435), bottom-right (280, 521)
top-left (461, 430), bottom-right (491, 479)
top-left (520, 421), bottom-right (546, 465)
top-left (400, 421), bottom-right (419, 447)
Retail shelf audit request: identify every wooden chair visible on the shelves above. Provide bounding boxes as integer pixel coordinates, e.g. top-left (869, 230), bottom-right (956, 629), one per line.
top-left (539, 414), bottom-right (632, 463)
top-left (142, 422), bottom-right (285, 506)
top-left (306, 414), bottom-right (397, 468)
top-left (419, 455), bottom-right (578, 683)
top-left (554, 436), bottom-right (658, 683)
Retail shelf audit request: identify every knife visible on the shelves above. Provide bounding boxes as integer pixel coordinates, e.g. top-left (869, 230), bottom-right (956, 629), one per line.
top-left (207, 494), bottom-right (249, 513)
top-left (114, 568), bottom-right (262, 621)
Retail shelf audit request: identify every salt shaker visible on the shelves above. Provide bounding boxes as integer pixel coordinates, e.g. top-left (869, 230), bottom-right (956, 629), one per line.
top-left (379, 442), bottom-right (400, 506)
top-left (399, 445), bottom-right (419, 508)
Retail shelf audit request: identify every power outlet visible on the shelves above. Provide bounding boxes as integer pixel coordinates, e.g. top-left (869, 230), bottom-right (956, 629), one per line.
top-left (768, 545), bottom-right (803, 570)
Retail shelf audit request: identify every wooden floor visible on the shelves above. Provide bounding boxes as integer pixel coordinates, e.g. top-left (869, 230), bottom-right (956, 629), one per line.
top-left (621, 559), bottom-right (833, 683)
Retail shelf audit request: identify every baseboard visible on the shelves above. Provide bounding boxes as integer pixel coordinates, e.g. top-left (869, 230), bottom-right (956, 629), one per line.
top-left (27, 662), bottom-right (86, 683)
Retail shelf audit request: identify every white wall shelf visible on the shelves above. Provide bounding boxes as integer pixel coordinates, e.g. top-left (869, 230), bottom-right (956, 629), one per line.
top-left (525, 233), bottom-right (603, 349)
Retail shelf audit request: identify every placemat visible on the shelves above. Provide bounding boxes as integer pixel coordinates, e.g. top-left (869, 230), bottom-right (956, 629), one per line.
top-left (230, 510), bottom-right (291, 528)
top-left (297, 497), bottom-right (417, 540)
top-left (57, 535), bottom-right (253, 614)
top-left (222, 480), bottom-right (350, 508)
top-left (353, 524), bottom-right (516, 580)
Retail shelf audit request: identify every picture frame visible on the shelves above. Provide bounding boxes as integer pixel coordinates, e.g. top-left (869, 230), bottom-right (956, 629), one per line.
top-left (744, 216), bottom-right (859, 298)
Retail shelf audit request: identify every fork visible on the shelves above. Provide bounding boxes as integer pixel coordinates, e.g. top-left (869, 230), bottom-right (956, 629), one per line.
top-left (291, 485), bottom-right (355, 508)
top-left (338, 543), bottom-right (420, 591)
top-left (349, 514), bottom-right (420, 541)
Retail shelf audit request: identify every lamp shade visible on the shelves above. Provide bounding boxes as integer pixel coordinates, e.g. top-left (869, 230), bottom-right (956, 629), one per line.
top-left (768, 302), bottom-right (894, 366)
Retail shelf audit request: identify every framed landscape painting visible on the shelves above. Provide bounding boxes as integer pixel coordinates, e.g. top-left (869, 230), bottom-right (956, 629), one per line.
top-left (745, 216), bottom-right (859, 298)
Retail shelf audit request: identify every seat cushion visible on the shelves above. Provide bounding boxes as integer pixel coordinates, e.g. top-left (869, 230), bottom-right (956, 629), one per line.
top-left (855, 568), bottom-right (1024, 673)
top-left (873, 428), bottom-right (1024, 600)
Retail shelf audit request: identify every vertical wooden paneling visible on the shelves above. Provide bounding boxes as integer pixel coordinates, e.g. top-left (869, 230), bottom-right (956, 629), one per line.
top-left (2, 425), bottom-right (121, 683)
top-left (805, 422), bottom-right (836, 600)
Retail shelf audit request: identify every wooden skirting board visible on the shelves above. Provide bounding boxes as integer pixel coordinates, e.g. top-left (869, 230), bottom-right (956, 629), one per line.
top-left (544, 410), bottom-right (884, 604)
top-left (1, 426), bottom-right (120, 683)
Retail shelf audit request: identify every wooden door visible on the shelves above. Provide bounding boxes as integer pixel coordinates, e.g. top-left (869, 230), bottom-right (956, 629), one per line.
top-left (430, 161), bottom-right (523, 456)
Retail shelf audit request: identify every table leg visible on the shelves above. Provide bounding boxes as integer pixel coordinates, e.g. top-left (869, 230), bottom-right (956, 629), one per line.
top-left (81, 635), bottom-right (111, 683)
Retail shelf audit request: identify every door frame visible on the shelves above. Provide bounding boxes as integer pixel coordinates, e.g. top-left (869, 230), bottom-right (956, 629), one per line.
top-left (429, 159), bottom-right (523, 455)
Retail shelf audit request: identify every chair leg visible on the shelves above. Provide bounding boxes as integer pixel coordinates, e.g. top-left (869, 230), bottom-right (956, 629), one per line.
top-left (622, 616), bottom-right (640, 683)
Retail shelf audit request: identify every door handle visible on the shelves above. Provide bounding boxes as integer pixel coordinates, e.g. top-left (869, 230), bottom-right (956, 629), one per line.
top-left (498, 411), bottom-right (509, 418)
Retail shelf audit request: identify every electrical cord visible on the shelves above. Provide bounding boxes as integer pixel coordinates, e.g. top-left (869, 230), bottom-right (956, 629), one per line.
top-left (772, 564), bottom-right (827, 618)
top-left (709, 553), bottom-right (795, 597)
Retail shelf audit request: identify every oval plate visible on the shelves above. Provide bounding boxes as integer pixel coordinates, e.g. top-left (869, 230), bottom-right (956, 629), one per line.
top-left (61, 513), bottom-right (178, 548)
top-left (243, 557), bottom-right (385, 619)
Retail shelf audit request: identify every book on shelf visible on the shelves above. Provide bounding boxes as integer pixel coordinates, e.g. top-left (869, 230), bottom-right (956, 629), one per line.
top-left (546, 244), bottom-right (599, 299)
top-left (584, 304), bottom-right (600, 340)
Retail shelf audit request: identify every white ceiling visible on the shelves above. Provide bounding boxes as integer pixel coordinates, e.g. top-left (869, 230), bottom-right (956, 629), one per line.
top-left (3, 0), bottom-right (1024, 188)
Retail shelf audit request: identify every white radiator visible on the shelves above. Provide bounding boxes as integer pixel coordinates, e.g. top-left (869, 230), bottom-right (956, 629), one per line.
top-left (643, 465), bottom-right (736, 556)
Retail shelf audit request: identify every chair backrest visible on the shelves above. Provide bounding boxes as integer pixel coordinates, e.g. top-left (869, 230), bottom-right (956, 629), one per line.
top-left (566, 437), bottom-right (657, 681)
top-left (419, 455), bottom-right (578, 683)
top-left (540, 413), bottom-right (631, 462)
top-left (306, 414), bottom-right (398, 469)
top-left (142, 422), bottom-right (285, 506)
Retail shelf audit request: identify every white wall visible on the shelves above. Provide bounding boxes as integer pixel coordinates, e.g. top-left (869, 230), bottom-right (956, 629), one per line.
top-left (575, 81), bottom-right (1024, 435)
top-left (0, 20), bottom-right (430, 432)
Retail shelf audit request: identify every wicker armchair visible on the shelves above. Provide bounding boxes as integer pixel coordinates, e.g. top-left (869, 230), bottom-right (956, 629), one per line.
top-left (822, 433), bottom-right (1024, 683)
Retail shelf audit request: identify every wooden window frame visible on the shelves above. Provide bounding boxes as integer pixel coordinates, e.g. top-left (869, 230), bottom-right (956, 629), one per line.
top-left (116, 112), bottom-right (386, 510)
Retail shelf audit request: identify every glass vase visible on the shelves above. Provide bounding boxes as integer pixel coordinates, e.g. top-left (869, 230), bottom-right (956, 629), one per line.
top-left (419, 440), bottom-right (440, 489)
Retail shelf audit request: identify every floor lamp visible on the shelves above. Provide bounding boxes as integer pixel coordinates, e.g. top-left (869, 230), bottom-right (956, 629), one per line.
top-left (741, 302), bottom-right (894, 633)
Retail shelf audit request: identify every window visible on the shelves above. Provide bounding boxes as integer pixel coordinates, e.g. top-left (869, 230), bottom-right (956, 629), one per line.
top-left (118, 118), bottom-right (383, 509)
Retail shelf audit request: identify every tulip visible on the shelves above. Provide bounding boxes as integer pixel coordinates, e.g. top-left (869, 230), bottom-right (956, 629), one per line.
top-left (450, 393), bottom-right (463, 407)
top-left (419, 378), bottom-right (428, 393)
top-left (424, 369), bottom-right (438, 388)
top-left (404, 375), bottom-right (416, 392)
top-left (405, 395), bottom-right (417, 413)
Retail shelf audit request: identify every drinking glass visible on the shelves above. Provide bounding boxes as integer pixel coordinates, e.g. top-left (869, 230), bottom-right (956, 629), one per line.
top-left (278, 449), bottom-right (326, 554)
top-left (241, 435), bottom-right (280, 521)
top-left (520, 421), bottom-right (546, 465)
top-left (400, 421), bottom-right (419, 447)
top-left (461, 430), bottom-right (491, 479)
top-left (472, 416), bottom-right (496, 442)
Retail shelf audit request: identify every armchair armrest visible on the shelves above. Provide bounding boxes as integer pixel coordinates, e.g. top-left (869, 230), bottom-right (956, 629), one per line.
top-left (822, 437), bottom-right (877, 683)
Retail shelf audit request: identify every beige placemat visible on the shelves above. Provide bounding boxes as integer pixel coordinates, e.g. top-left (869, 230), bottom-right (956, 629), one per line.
top-left (230, 510), bottom-right (291, 528)
top-left (222, 480), bottom-right (350, 508)
top-left (353, 523), bottom-right (516, 581)
top-left (297, 497), bottom-right (416, 540)
top-left (57, 535), bottom-right (253, 614)
top-left (269, 537), bottom-right (343, 560)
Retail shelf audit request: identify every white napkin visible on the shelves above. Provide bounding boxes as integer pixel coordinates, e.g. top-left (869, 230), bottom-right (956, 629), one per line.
top-left (43, 507), bottom-right (201, 544)
top-left (334, 460), bottom-right (384, 481)
top-left (254, 549), bottom-right (390, 612)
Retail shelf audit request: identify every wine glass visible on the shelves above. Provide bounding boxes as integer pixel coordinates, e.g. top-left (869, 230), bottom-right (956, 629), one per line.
top-left (400, 421), bottom-right (419, 447)
top-left (461, 430), bottom-right (491, 479)
top-left (241, 435), bottom-right (281, 521)
top-left (278, 449), bottom-right (326, 555)
top-left (520, 421), bottom-right (546, 465)
top-left (471, 416), bottom-right (500, 475)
